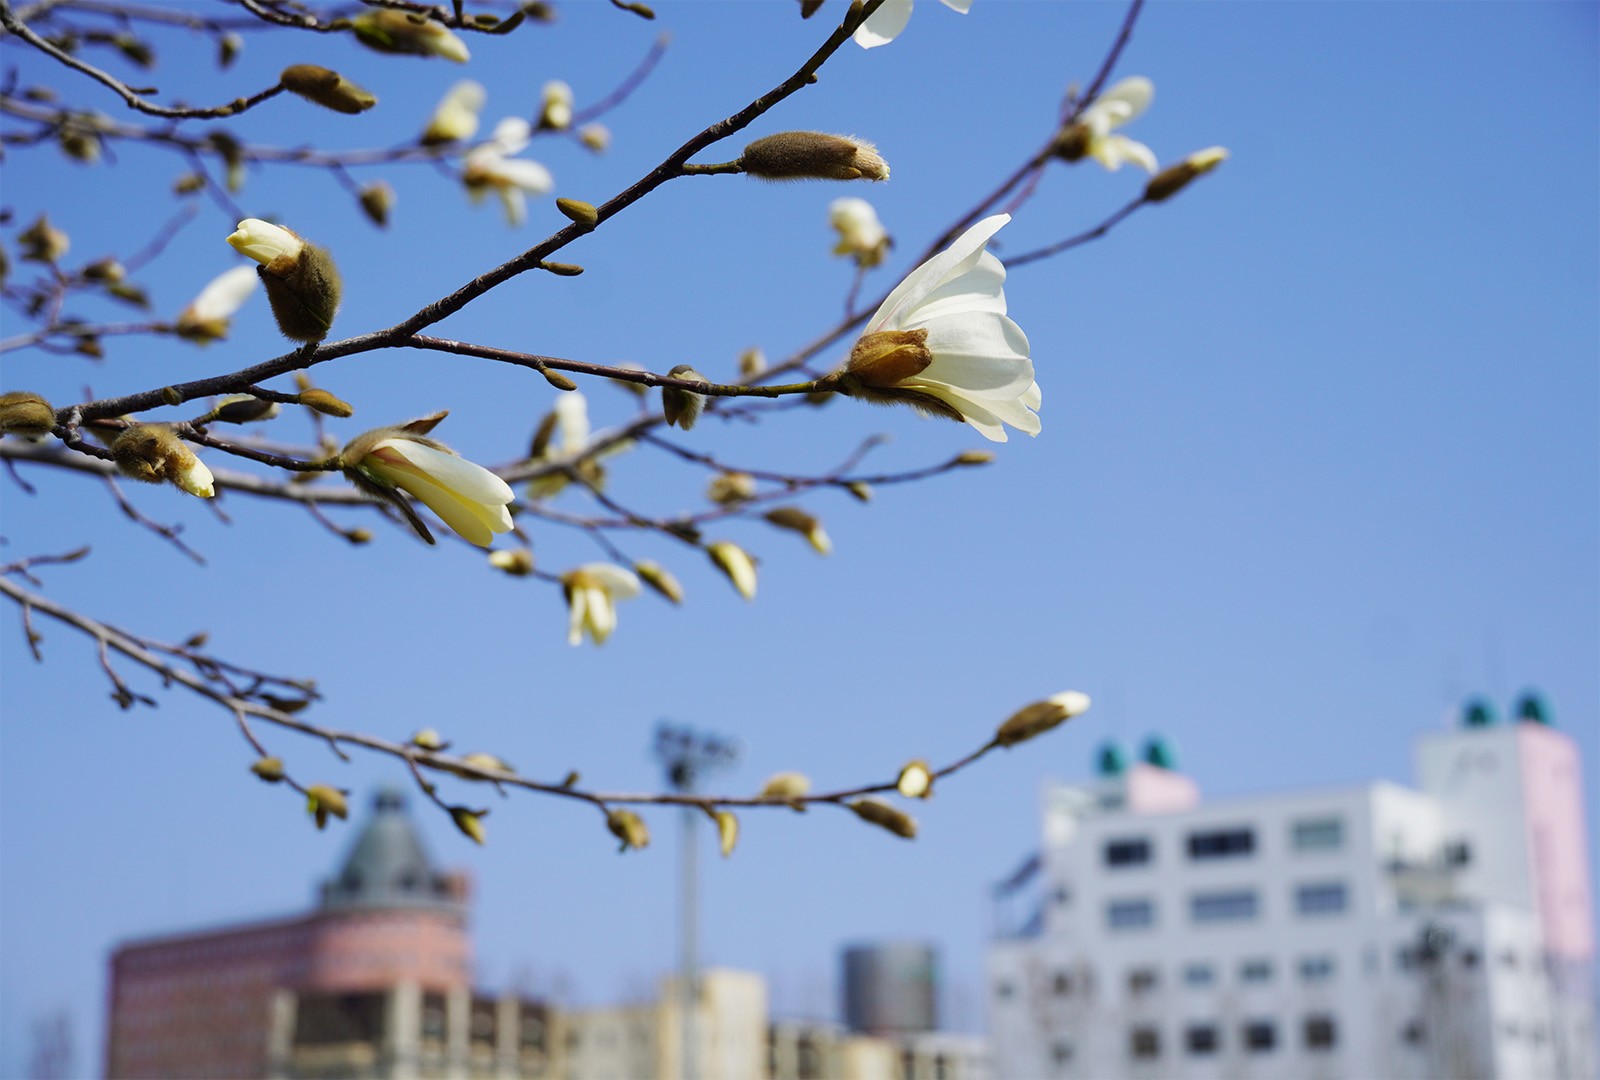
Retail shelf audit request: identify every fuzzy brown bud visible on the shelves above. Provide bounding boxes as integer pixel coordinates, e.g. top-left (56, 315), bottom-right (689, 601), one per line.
top-left (662, 365), bottom-right (708, 431)
top-left (763, 507), bottom-right (831, 555)
top-left (358, 182), bottom-right (395, 228)
top-left (281, 65), bottom-right (377, 114)
top-left (411, 728), bottom-right (447, 751)
top-left (848, 798), bottom-right (918, 839)
top-left (740, 132), bottom-right (889, 182)
top-left (758, 771), bottom-right (810, 810)
top-left (995, 691), bottom-right (1092, 748)
top-left (1144, 146), bottom-right (1230, 203)
top-left (713, 809), bottom-right (739, 857)
top-left (488, 549), bottom-right (536, 576)
top-left (953, 450), bottom-right (995, 466)
top-left (0, 392), bottom-right (56, 438)
top-left (706, 471), bottom-right (756, 506)
top-left (209, 395), bottom-right (278, 424)
top-left (82, 258), bottom-right (125, 283)
top-left (111, 425), bottom-right (215, 497)
top-left (541, 261), bottom-right (585, 277)
top-left (296, 388), bottom-right (355, 418)
top-left (541, 368), bottom-right (578, 392)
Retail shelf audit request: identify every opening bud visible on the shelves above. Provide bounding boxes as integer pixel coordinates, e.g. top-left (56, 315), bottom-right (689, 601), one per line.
top-left (227, 219), bottom-right (341, 343)
top-left (450, 806), bottom-right (488, 845)
top-left (351, 10), bottom-right (470, 62)
top-left (662, 365), bottom-right (707, 430)
top-left (707, 471), bottom-right (756, 506)
top-left (707, 541), bottom-right (757, 601)
top-left (488, 548), bottom-right (536, 576)
top-left (111, 425), bottom-right (215, 498)
top-left (845, 481), bottom-right (874, 503)
top-left (1144, 146), bottom-right (1230, 203)
top-left (712, 809), bottom-right (739, 857)
top-left (996, 690), bottom-right (1092, 748)
top-left (578, 124), bottom-right (611, 153)
top-left (82, 258), bottom-right (125, 283)
top-left (0, 392), bottom-right (56, 439)
top-left (606, 809), bottom-right (651, 851)
top-left (740, 132), bottom-right (890, 182)
top-left (634, 560), bottom-right (684, 604)
top-left (763, 507), bottom-right (832, 555)
top-left (411, 728), bottom-right (448, 751)
top-left (758, 771), bottom-right (810, 810)
top-left (305, 785), bottom-right (349, 829)
top-left (538, 80), bottom-right (574, 131)
top-left (421, 80), bottom-right (485, 145)
top-left (896, 759), bottom-right (934, 799)
top-left (296, 388), bottom-right (354, 418)
top-left (280, 65), bottom-right (377, 114)
top-left (848, 798), bottom-right (918, 839)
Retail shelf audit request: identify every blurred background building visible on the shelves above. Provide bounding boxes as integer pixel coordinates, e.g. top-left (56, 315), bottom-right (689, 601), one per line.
top-left (987, 692), bottom-right (1597, 1079)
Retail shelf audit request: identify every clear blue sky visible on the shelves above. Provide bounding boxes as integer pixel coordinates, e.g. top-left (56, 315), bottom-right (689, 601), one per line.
top-left (2, 1), bottom-right (1596, 1074)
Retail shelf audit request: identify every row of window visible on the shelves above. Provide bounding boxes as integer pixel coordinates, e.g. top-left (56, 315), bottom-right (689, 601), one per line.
top-left (1103, 817), bottom-right (1346, 870)
top-left (1047, 1016), bottom-right (1338, 1067)
top-left (1014, 953), bottom-right (1340, 1002)
top-left (1105, 881), bottom-right (1348, 930)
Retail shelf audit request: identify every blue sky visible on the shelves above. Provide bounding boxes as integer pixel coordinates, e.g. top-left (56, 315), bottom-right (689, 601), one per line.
top-left (2, 1), bottom-right (1596, 1074)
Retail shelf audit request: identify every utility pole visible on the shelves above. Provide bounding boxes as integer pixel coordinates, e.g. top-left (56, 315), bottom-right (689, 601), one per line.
top-left (654, 723), bottom-right (740, 1080)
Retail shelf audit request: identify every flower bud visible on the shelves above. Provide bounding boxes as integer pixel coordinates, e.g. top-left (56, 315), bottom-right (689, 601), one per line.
top-left (848, 798), bottom-right (918, 839)
top-left (707, 541), bottom-right (757, 600)
top-left (763, 507), bottom-right (832, 555)
top-left (606, 809), bottom-right (650, 851)
top-left (758, 771), bottom-right (810, 807)
top-left (346, 528), bottom-right (374, 544)
top-left (450, 806), bottom-right (488, 845)
top-left (713, 809), bottom-right (739, 857)
top-left (296, 388), bottom-right (354, 418)
top-left (250, 756), bottom-right (285, 783)
top-left (995, 690), bottom-right (1092, 748)
top-left (351, 9), bottom-right (470, 62)
top-left (740, 132), bottom-right (889, 182)
top-left (799, 0), bottom-right (824, 17)
top-left (82, 257), bottom-right (124, 283)
top-left (209, 395), bottom-right (278, 424)
top-left (953, 450), bottom-right (994, 466)
top-left (358, 182), bottom-right (395, 228)
top-left (18, 215), bottom-right (69, 263)
top-left (111, 425), bottom-right (215, 497)
top-left (540, 368), bottom-right (578, 392)
top-left (411, 728), bottom-right (447, 751)
top-left (706, 471), bottom-right (756, 505)
top-left (219, 32), bottom-right (242, 68)
top-left (488, 548), bottom-right (536, 576)
top-left (634, 560), bottom-right (684, 604)
top-left (280, 64), bottom-right (377, 114)
top-left (556, 197), bottom-right (599, 227)
top-left (541, 261), bottom-right (585, 277)
top-left (306, 785), bottom-right (349, 829)
top-left (662, 365), bottom-right (707, 430)
top-left (538, 80), bottom-right (574, 131)
top-left (846, 328), bottom-right (934, 387)
top-left (227, 219), bottom-right (341, 342)
top-left (845, 481), bottom-right (873, 503)
top-left (1144, 146), bottom-right (1230, 203)
top-left (175, 265), bottom-right (257, 342)
top-left (0, 392), bottom-right (56, 438)
top-left (896, 759), bottom-right (934, 799)
top-left (578, 123), bottom-right (611, 153)
top-left (739, 347), bottom-right (767, 379)
top-left (421, 80), bottom-right (485, 144)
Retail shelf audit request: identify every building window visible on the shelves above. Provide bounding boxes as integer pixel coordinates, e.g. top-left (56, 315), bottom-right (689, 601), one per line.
top-left (1188, 827), bottom-right (1255, 860)
top-left (1190, 889), bottom-right (1259, 923)
top-left (1052, 883), bottom-right (1072, 907)
top-left (1051, 971), bottom-right (1074, 997)
top-left (1291, 817), bottom-right (1344, 852)
top-left (1185, 1025), bottom-right (1219, 1055)
top-left (1127, 968), bottom-right (1159, 996)
top-left (1182, 963), bottom-right (1215, 987)
top-left (1107, 898), bottom-right (1156, 931)
top-left (1105, 837), bottom-right (1152, 867)
top-left (994, 980), bottom-right (1015, 1000)
top-left (1295, 882), bottom-right (1349, 916)
top-left (1304, 1015), bottom-right (1337, 1051)
top-left (1243, 1020), bottom-right (1277, 1053)
top-left (1129, 1026), bottom-right (1161, 1059)
top-left (1444, 841), bottom-right (1472, 866)
top-left (1050, 1041), bottom-right (1073, 1066)
top-left (1402, 1020), bottom-right (1425, 1045)
top-left (1239, 959), bottom-right (1274, 983)
top-left (1298, 955), bottom-right (1336, 981)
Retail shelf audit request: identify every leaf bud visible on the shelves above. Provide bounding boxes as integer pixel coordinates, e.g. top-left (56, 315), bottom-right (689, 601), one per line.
top-left (306, 785), bottom-right (349, 829)
top-left (848, 797), bottom-right (918, 839)
top-left (358, 182), bottom-right (396, 228)
top-left (250, 756), bottom-right (286, 783)
top-left (763, 507), bottom-right (832, 555)
top-left (1144, 146), bottom-right (1230, 203)
top-left (707, 541), bottom-right (757, 601)
top-left (411, 728), bottom-right (447, 751)
top-left (578, 123), bottom-right (611, 153)
top-left (488, 548), bottom-right (536, 576)
top-left (634, 560), bottom-right (684, 604)
top-left (82, 257), bottom-right (125, 283)
top-left (280, 65), bottom-right (377, 114)
top-left (450, 806), bottom-right (488, 845)
top-left (662, 365), bottom-right (707, 431)
top-left (218, 32), bottom-right (242, 68)
top-left (209, 395), bottom-right (279, 424)
top-left (713, 809), bottom-right (739, 857)
top-left (845, 481), bottom-right (874, 503)
top-left (995, 690), bottom-right (1093, 748)
top-left (740, 132), bottom-right (889, 183)
top-left (953, 449), bottom-right (994, 466)
top-left (346, 528), bottom-right (374, 544)
top-left (296, 388), bottom-right (355, 418)
top-left (227, 219), bottom-right (342, 342)
top-left (106, 283), bottom-right (150, 309)
top-left (541, 261), bottom-right (585, 277)
top-left (174, 173), bottom-right (206, 195)
top-left (706, 471), bottom-right (756, 505)
top-left (556, 197), bottom-right (599, 227)
top-left (0, 392), bottom-right (56, 439)
top-left (18, 214), bottom-right (69, 263)
top-left (758, 771), bottom-right (810, 809)
top-left (560, 770), bottom-right (581, 788)
top-left (606, 809), bottom-right (650, 851)
top-left (542, 368), bottom-right (578, 392)
top-left (351, 9), bottom-right (470, 62)
top-left (110, 425), bottom-right (215, 497)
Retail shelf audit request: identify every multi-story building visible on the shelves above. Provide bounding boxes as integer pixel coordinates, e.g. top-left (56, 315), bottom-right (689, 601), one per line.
top-left (987, 693), bottom-right (1596, 1080)
top-left (105, 788), bottom-right (559, 1079)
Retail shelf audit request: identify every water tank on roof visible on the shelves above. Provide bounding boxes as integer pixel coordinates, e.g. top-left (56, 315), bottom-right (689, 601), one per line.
top-left (1461, 698), bottom-right (1496, 728)
top-left (841, 942), bottom-right (937, 1036)
top-left (1515, 691), bottom-right (1552, 726)
top-left (1096, 741), bottom-right (1127, 777)
top-left (1141, 735), bottom-right (1177, 770)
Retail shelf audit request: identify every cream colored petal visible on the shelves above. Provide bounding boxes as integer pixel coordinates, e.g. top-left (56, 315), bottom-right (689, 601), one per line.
top-left (899, 250), bottom-right (1008, 324)
top-left (185, 265), bottom-right (257, 322)
top-left (584, 585), bottom-right (617, 644)
top-left (376, 464), bottom-right (501, 546)
top-left (566, 586), bottom-right (588, 646)
top-left (868, 214), bottom-right (1010, 333)
top-left (486, 117), bottom-right (531, 155)
top-left (1089, 76), bottom-right (1154, 131)
top-left (940, 0), bottom-right (973, 10)
top-left (576, 562), bottom-right (642, 599)
top-left (554, 391), bottom-right (590, 453)
top-left (1094, 134), bottom-right (1159, 174)
top-left (496, 185), bottom-right (528, 227)
top-left (379, 439), bottom-right (514, 506)
top-left (854, 0), bottom-right (913, 48)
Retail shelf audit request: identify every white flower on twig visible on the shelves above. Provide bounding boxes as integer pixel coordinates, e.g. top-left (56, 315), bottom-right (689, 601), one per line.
top-left (829, 197), bottom-right (890, 268)
top-left (1069, 77), bottom-right (1157, 173)
top-left (854, 0), bottom-right (972, 49)
top-left (342, 416), bottom-right (515, 547)
top-left (462, 119), bottom-right (554, 227)
top-left (562, 563), bottom-right (641, 646)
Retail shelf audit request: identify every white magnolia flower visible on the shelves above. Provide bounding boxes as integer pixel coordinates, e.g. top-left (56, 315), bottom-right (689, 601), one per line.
top-left (175, 265), bottom-right (257, 340)
top-left (422, 80), bottom-right (485, 144)
top-left (343, 429), bottom-right (515, 548)
top-left (1076, 76), bottom-right (1157, 173)
top-left (538, 80), bottom-right (574, 131)
top-left (226, 218), bottom-right (302, 265)
top-left (829, 197), bottom-right (890, 268)
top-left (836, 213), bottom-right (1037, 443)
top-left (561, 562), bottom-right (641, 646)
top-left (553, 390), bottom-right (590, 454)
top-left (854, 0), bottom-right (972, 48)
top-left (462, 120), bottom-right (554, 226)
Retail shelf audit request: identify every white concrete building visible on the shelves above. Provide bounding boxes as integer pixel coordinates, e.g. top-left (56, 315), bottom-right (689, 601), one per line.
top-left (987, 696), bottom-right (1596, 1079)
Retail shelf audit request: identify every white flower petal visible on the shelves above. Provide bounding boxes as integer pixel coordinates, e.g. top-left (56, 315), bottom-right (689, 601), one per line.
top-left (567, 586), bottom-right (588, 646)
top-left (487, 117), bottom-right (531, 156)
top-left (940, 0), bottom-right (973, 10)
top-left (1083, 76), bottom-right (1153, 134)
top-left (554, 391), bottom-right (590, 453)
top-left (379, 439), bottom-right (515, 506)
top-left (576, 562), bottom-right (642, 599)
top-left (899, 250), bottom-right (1008, 324)
top-left (1093, 134), bottom-right (1158, 173)
top-left (496, 186), bottom-right (528, 227)
top-left (854, 0), bottom-right (913, 48)
top-left (869, 214), bottom-right (1010, 332)
top-left (186, 265), bottom-right (258, 322)
top-left (383, 465), bottom-right (505, 547)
